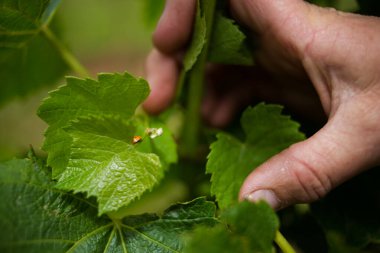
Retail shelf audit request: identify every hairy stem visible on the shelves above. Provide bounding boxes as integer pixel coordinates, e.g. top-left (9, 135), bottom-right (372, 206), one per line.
top-left (275, 231), bottom-right (296, 253)
top-left (182, 0), bottom-right (217, 156)
top-left (41, 26), bottom-right (90, 78)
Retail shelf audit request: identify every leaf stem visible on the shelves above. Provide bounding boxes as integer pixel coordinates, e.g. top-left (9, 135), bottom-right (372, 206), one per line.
top-left (275, 231), bottom-right (296, 253)
top-left (182, 0), bottom-right (217, 156)
top-left (41, 26), bottom-right (90, 77)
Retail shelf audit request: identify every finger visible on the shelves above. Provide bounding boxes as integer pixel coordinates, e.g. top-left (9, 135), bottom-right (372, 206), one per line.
top-left (208, 96), bottom-right (239, 128)
top-left (239, 101), bottom-right (380, 209)
top-left (143, 49), bottom-right (179, 114)
top-left (153, 0), bottom-right (197, 53)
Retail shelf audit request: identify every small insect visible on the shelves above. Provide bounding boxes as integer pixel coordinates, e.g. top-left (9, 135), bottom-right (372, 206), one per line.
top-left (132, 135), bottom-right (143, 144)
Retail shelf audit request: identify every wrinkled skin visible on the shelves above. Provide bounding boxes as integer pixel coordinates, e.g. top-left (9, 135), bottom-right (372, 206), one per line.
top-left (143, 0), bottom-right (380, 209)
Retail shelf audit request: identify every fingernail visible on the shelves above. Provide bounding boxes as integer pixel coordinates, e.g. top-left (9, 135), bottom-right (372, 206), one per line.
top-left (244, 190), bottom-right (280, 209)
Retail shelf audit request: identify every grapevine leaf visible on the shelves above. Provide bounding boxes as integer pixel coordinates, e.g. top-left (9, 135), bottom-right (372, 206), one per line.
top-left (0, 157), bottom-right (217, 253)
top-left (0, 0), bottom-right (67, 106)
top-left (206, 103), bottom-right (305, 209)
top-left (208, 12), bottom-right (253, 66)
top-left (184, 225), bottom-right (250, 253)
top-left (38, 72), bottom-right (177, 214)
top-left (38, 72), bottom-right (150, 177)
top-left (183, 0), bottom-right (207, 71)
top-left (57, 116), bottom-right (163, 215)
top-left (184, 201), bottom-right (279, 253)
top-left (222, 201), bottom-right (279, 253)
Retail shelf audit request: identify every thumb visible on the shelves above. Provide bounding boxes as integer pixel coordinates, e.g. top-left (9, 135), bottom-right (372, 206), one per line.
top-left (239, 104), bottom-right (380, 209)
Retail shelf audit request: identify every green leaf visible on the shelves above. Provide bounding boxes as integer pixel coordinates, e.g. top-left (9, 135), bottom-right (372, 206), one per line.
top-left (184, 225), bottom-right (250, 253)
top-left (182, 0), bottom-right (207, 71)
top-left (184, 201), bottom-right (279, 253)
top-left (208, 12), bottom-right (253, 66)
top-left (206, 103), bottom-right (305, 209)
top-left (38, 72), bottom-right (150, 176)
top-left (38, 72), bottom-right (177, 214)
top-left (0, 157), bottom-right (217, 252)
top-left (0, 0), bottom-right (67, 106)
top-left (57, 116), bottom-right (163, 215)
top-left (222, 201), bottom-right (279, 253)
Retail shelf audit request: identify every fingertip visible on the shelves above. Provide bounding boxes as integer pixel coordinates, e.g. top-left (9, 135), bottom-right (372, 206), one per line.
top-left (143, 50), bottom-right (179, 115)
top-left (153, 0), bottom-right (196, 53)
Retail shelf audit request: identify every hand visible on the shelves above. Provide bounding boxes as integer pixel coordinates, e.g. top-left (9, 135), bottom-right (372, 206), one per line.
top-left (143, 0), bottom-right (380, 209)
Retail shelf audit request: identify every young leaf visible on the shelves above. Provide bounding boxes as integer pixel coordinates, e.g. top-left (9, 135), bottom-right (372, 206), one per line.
top-left (184, 201), bottom-right (279, 253)
top-left (57, 116), bottom-right (163, 215)
top-left (206, 103), bottom-right (305, 209)
top-left (0, 157), bottom-right (217, 253)
top-left (0, 0), bottom-right (67, 106)
top-left (38, 72), bottom-right (177, 214)
top-left (38, 72), bottom-right (150, 177)
top-left (184, 225), bottom-right (250, 253)
top-left (208, 12), bottom-right (253, 66)
top-left (222, 201), bottom-right (279, 253)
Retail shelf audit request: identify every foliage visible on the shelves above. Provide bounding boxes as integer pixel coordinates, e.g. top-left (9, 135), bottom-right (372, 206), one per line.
top-left (0, 0), bottom-right (379, 252)
top-left (207, 104), bottom-right (305, 209)
top-left (184, 201), bottom-right (279, 253)
top-left (38, 73), bottom-right (177, 214)
top-left (0, 155), bottom-right (216, 252)
top-left (0, 0), bottom-right (67, 106)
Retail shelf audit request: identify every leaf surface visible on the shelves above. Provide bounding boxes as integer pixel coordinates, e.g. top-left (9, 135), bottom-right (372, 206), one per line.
top-left (38, 72), bottom-right (150, 176)
top-left (222, 201), bottom-right (279, 253)
top-left (184, 201), bottom-right (278, 253)
top-left (208, 12), bottom-right (253, 66)
top-left (182, 0), bottom-right (207, 71)
top-left (0, 0), bottom-right (67, 106)
top-left (0, 157), bottom-right (217, 253)
top-left (38, 72), bottom-right (177, 214)
top-left (206, 103), bottom-right (305, 209)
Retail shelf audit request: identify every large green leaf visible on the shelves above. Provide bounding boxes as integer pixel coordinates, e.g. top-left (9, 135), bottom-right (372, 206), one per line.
top-left (0, 0), bottom-right (67, 106)
top-left (38, 72), bottom-right (177, 214)
top-left (38, 72), bottom-right (150, 177)
top-left (0, 157), bottom-right (217, 253)
top-left (206, 103), bottom-right (305, 209)
top-left (184, 201), bottom-right (279, 253)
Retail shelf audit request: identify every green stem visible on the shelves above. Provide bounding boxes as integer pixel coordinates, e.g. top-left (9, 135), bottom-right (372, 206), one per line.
top-left (275, 231), bottom-right (296, 253)
top-left (182, 0), bottom-right (217, 156)
top-left (41, 26), bottom-right (90, 78)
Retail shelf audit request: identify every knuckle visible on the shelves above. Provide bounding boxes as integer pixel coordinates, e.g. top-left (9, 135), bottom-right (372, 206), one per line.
top-left (286, 144), bottom-right (333, 202)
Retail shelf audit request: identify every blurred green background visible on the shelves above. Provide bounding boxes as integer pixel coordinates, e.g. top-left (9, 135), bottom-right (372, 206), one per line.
top-left (0, 0), bottom-right (157, 160)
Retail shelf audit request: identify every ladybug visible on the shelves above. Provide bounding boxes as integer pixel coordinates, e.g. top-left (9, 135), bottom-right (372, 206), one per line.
top-left (132, 136), bottom-right (143, 144)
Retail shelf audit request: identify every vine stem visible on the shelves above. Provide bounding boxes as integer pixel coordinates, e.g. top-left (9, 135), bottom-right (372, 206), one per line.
top-left (182, 0), bottom-right (217, 156)
top-left (41, 26), bottom-right (90, 78)
top-left (275, 231), bottom-right (296, 253)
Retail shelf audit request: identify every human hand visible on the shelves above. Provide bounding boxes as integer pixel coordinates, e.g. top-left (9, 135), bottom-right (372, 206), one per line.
top-left (143, 0), bottom-right (380, 209)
